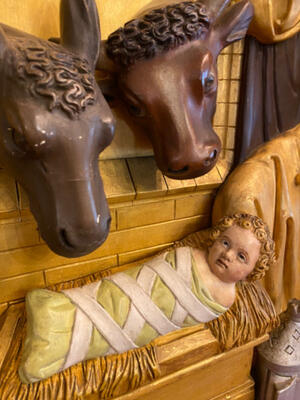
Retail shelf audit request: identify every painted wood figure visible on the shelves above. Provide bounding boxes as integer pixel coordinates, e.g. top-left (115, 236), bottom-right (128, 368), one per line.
top-left (97, 0), bottom-right (253, 179)
top-left (19, 213), bottom-right (276, 384)
top-left (0, 0), bottom-right (115, 257)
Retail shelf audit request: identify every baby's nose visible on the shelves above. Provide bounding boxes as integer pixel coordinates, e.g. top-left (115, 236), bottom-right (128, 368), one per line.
top-left (224, 249), bottom-right (234, 261)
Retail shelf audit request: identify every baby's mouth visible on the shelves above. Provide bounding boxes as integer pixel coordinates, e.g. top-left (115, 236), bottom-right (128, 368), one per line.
top-left (216, 259), bottom-right (228, 269)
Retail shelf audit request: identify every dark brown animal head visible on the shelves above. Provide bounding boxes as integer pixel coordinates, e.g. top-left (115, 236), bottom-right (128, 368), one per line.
top-left (98, 0), bottom-right (253, 179)
top-left (0, 0), bottom-right (115, 257)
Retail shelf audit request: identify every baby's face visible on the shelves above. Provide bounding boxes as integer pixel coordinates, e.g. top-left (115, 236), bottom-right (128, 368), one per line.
top-left (207, 225), bottom-right (261, 283)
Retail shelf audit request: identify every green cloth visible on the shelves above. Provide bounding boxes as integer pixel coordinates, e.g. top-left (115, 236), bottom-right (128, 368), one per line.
top-left (19, 248), bottom-right (227, 384)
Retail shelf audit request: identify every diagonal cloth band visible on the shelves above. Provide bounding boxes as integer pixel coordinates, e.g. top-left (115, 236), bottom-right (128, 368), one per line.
top-left (171, 247), bottom-right (192, 325)
top-left (122, 266), bottom-right (157, 341)
top-left (63, 286), bottom-right (137, 353)
top-left (109, 273), bottom-right (180, 335)
top-left (146, 258), bottom-right (219, 322)
top-left (62, 281), bottom-right (101, 369)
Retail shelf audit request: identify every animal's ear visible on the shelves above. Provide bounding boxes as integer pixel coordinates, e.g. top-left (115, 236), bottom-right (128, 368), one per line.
top-left (96, 41), bottom-right (118, 73)
top-left (0, 25), bottom-right (9, 59)
top-left (60, 0), bottom-right (100, 70)
top-left (210, 0), bottom-right (253, 54)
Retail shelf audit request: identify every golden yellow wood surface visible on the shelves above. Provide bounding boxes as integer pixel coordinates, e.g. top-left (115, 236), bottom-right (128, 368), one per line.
top-left (112, 337), bottom-right (266, 400)
top-left (0, 154), bottom-right (238, 305)
top-left (117, 200), bottom-right (175, 230)
top-left (213, 124), bottom-right (300, 312)
top-left (247, 0), bottom-right (300, 43)
top-left (0, 272), bottom-right (45, 303)
top-left (175, 192), bottom-right (215, 219)
top-left (0, 0), bottom-right (152, 40)
top-left (44, 255), bottom-right (118, 286)
top-left (100, 159), bottom-right (136, 204)
top-left (127, 158), bottom-right (168, 199)
top-left (157, 328), bottom-right (220, 376)
top-left (0, 172), bottom-right (19, 219)
top-left (195, 166), bottom-right (222, 189)
top-left (0, 295), bottom-right (269, 400)
top-left (118, 243), bottom-right (173, 265)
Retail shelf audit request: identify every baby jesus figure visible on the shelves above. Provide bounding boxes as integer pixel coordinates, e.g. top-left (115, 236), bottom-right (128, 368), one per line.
top-left (20, 213), bottom-right (276, 383)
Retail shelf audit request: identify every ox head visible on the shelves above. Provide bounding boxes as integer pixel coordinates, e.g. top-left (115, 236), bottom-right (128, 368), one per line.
top-left (0, 0), bottom-right (115, 257)
top-left (98, 0), bottom-right (253, 179)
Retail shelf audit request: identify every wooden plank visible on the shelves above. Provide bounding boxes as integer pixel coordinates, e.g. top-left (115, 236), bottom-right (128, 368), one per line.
top-left (118, 243), bottom-right (173, 266)
top-left (0, 215), bottom-right (206, 281)
top-left (194, 166), bottom-right (222, 190)
top-left (117, 200), bottom-right (174, 230)
top-left (0, 303), bottom-right (24, 371)
top-left (175, 192), bottom-right (215, 219)
top-left (164, 176), bottom-right (196, 195)
top-left (0, 273), bottom-right (45, 303)
top-left (45, 255), bottom-right (118, 286)
top-left (127, 157), bottom-right (168, 199)
top-left (100, 100), bottom-right (153, 160)
top-left (0, 172), bottom-right (19, 219)
top-left (216, 158), bottom-right (232, 181)
top-left (100, 159), bottom-right (136, 204)
top-left (113, 336), bottom-right (267, 400)
top-left (157, 329), bottom-right (220, 376)
top-left (0, 221), bottom-right (40, 252)
top-left (210, 379), bottom-right (254, 400)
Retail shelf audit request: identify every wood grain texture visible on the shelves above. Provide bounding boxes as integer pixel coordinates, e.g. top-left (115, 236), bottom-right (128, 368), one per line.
top-left (100, 159), bottom-right (135, 203)
top-left (0, 214), bottom-right (207, 284)
top-left (0, 272), bottom-right (45, 303)
top-left (117, 200), bottom-right (174, 230)
top-left (44, 255), bottom-right (118, 286)
top-left (118, 243), bottom-right (173, 266)
top-left (114, 338), bottom-right (266, 400)
top-left (0, 172), bottom-right (18, 219)
top-left (127, 158), bottom-right (168, 199)
top-left (164, 175), bottom-right (197, 195)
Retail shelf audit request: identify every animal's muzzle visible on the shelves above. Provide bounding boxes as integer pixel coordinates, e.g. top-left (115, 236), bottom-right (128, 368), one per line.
top-left (165, 144), bottom-right (220, 179)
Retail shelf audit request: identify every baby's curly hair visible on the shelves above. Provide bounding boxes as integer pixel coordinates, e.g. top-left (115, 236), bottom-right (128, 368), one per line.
top-left (207, 214), bottom-right (276, 281)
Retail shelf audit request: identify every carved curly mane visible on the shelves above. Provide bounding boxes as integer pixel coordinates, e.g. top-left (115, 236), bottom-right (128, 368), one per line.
top-left (12, 38), bottom-right (96, 118)
top-left (106, 1), bottom-right (211, 67)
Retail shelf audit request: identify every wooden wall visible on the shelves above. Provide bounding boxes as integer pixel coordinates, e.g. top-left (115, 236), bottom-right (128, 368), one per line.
top-left (0, 1), bottom-right (243, 314)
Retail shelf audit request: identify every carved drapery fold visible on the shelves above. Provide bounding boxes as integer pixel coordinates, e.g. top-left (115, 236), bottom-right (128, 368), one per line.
top-left (213, 125), bottom-right (300, 313)
top-left (246, 0), bottom-right (300, 43)
top-left (234, 32), bottom-right (300, 165)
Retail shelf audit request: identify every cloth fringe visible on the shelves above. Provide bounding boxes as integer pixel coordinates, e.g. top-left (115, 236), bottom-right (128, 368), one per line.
top-left (0, 241), bottom-right (279, 399)
top-left (207, 280), bottom-right (280, 351)
top-left (0, 310), bottom-right (159, 400)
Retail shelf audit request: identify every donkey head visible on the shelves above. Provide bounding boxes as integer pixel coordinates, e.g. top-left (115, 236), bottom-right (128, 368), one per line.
top-left (98, 0), bottom-right (253, 179)
top-left (0, 0), bottom-right (115, 257)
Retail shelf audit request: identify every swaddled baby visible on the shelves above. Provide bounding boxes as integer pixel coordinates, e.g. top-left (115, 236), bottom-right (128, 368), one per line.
top-left (19, 213), bottom-right (276, 383)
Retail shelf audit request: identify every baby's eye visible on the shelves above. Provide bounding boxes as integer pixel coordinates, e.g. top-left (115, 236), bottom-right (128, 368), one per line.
top-left (238, 252), bottom-right (247, 263)
top-left (221, 239), bottom-right (229, 248)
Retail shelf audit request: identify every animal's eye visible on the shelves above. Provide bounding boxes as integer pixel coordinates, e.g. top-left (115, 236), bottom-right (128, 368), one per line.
top-left (238, 252), bottom-right (247, 263)
top-left (203, 74), bottom-right (215, 93)
top-left (9, 128), bottom-right (31, 154)
top-left (127, 102), bottom-right (145, 118)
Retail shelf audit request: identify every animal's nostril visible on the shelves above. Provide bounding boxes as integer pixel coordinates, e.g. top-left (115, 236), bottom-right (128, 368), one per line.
top-left (168, 165), bottom-right (189, 174)
top-left (210, 149), bottom-right (218, 160)
top-left (204, 149), bottom-right (218, 166)
top-left (59, 229), bottom-right (74, 249)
